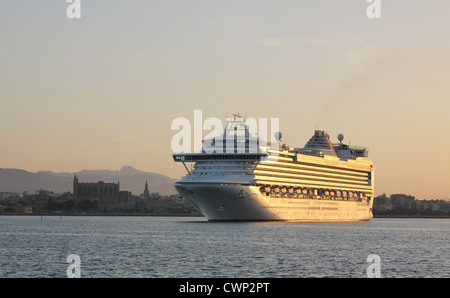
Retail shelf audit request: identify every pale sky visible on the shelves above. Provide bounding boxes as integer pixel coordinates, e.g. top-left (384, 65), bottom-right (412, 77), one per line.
top-left (1, 1), bottom-right (450, 199)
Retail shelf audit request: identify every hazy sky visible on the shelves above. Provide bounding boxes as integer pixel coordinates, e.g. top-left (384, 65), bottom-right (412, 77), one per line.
top-left (1, 1), bottom-right (450, 199)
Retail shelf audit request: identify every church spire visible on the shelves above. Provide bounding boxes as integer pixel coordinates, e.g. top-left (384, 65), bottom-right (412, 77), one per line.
top-left (73, 173), bottom-right (78, 200)
top-left (143, 180), bottom-right (150, 199)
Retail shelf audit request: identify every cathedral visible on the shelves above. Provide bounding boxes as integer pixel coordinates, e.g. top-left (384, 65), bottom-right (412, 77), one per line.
top-left (73, 174), bottom-right (119, 201)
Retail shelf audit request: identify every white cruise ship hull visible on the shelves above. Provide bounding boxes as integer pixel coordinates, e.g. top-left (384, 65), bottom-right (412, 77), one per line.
top-left (172, 117), bottom-right (374, 222)
top-left (175, 183), bottom-right (373, 222)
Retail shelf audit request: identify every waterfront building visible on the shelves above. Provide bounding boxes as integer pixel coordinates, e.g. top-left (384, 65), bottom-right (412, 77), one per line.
top-left (73, 174), bottom-right (119, 203)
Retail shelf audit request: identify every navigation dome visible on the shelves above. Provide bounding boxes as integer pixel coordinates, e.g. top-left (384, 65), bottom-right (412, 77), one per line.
top-left (274, 131), bottom-right (282, 141)
top-left (338, 133), bottom-right (344, 143)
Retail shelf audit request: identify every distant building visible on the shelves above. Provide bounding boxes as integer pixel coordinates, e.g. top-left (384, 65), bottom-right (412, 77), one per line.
top-left (119, 191), bottom-right (131, 200)
top-left (14, 205), bottom-right (33, 214)
top-left (73, 174), bottom-right (119, 202)
top-left (390, 194), bottom-right (415, 209)
top-left (0, 204), bottom-right (33, 214)
top-left (374, 193), bottom-right (415, 212)
top-left (373, 193), bottom-right (449, 215)
top-left (143, 180), bottom-right (150, 199)
top-left (373, 193), bottom-right (391, 211)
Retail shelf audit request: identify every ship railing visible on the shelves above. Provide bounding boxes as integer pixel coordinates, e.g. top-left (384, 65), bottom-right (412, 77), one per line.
top-left (173, 153), bottom-right (266, 162)
top-left (173, 153), bottom-right (267, 175)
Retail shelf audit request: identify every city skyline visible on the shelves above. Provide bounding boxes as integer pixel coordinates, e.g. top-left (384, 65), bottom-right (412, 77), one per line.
top-left (1, 1), bottom-right (450, 199)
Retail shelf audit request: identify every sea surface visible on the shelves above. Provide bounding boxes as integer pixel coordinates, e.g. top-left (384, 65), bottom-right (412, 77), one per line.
top-left (0, 215), bottom-right (448, 278)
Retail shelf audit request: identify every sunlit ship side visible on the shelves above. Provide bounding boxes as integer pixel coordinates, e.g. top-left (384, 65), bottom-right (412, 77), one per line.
top-left (173, 115), bottom-right (374, 221)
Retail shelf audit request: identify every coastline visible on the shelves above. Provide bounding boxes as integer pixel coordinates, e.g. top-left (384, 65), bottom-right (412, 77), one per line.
top-left (0, 213), bottom-right (449, 219)
top-left (373, 214), bottom-right (450, 219)
top-left (0, 212), bottom-right (204, 217)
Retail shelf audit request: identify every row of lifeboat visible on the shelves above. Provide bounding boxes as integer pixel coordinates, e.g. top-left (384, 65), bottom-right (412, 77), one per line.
top-left (259, 186), bottom-right (364, 199)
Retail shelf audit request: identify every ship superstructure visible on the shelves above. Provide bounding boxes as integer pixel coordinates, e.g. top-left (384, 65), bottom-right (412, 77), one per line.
top-left (173, 115), bottom-right (374, 221)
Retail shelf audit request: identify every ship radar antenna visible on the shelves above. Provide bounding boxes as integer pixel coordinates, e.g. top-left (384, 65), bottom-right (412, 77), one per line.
top-left (274, 131), bottom-right (282, 142)
top-left (338, 133), bottom-right (344, 144)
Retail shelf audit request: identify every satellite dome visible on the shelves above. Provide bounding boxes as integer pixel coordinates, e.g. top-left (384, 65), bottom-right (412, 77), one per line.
top-left (338, 134), bottom-right (344, 142)
top-left (274, 131), bottom-right (282, 141)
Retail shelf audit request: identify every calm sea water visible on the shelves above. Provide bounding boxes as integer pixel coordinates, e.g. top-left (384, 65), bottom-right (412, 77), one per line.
top-left (0, 215), bottom-right (448, 278)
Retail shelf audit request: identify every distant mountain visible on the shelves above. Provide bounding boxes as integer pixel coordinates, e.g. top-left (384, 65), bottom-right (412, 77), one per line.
top-left (0, 166), bottom-right (178, 195)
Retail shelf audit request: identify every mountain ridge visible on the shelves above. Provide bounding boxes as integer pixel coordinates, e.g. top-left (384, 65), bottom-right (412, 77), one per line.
top-left (0, 166), bottom-right (177, 195)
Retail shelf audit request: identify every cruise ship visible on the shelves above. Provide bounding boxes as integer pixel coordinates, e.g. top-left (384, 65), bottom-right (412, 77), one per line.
top-left (173, 115), bottom-right (374, 221)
